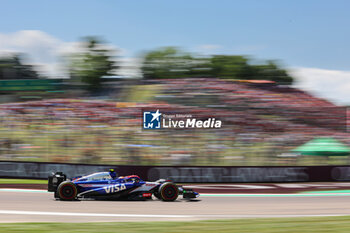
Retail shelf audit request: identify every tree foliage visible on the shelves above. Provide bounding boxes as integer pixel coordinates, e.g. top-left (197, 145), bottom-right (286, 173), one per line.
top-left (0, 54), bottom-right (40, 79)
top-left (142, 47), bottom-right (211, 79)
top-left (210, 55), bottom-right (250, 79)
top-left (142, 47), bottom-right (293, 84)
top-left (69, 37), bottom-right (118, 92)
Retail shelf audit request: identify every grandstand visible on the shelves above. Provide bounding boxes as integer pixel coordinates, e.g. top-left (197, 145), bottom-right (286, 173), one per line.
top-left (0, 78), bottom-right (348, 166)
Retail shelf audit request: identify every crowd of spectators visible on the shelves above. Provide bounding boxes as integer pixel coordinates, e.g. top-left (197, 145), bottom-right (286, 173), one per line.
top-left (0, 78), bottom-right (348, 166)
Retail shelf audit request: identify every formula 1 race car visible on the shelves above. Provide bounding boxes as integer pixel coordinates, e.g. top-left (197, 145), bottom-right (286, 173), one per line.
top-left (48, 169), bottom-right (199, 201)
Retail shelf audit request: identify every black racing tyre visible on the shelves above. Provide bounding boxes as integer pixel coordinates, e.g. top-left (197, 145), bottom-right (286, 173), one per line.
top-left (159, 182), bottom-right (178, 202)
top-left (57, 181), bottom-right (77, 201)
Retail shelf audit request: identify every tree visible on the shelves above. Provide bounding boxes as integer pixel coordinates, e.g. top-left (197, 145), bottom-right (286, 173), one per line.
top-left (252, 61), bottom-right (293, 85)
top-left (69, 37), bottom-right (118, 93)
top-left (210, 56), bottom-right (293, 84)
top-left (0, 54), bottom-right (40, 79)
top-left (142, 47), bottom-right (211, 79)
top-left (210, 55), bottom-right (251, 79)
top-left (141, 47), bottom-right (293, 84)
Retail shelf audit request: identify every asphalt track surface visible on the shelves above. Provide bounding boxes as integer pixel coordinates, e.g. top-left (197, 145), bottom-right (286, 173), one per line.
top-left (4, 182), bottom-right (350, 193)
top-left (1, 189), bottom-right (350, 222)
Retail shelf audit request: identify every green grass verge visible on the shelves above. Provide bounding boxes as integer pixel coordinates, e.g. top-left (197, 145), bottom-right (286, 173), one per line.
top-left (0, 179), bottom-right (46, 184)
top-left (2, 216), bottom-right (350, 232)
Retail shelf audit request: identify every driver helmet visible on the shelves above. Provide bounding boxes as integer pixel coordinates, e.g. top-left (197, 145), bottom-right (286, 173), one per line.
top-left (109, 169), bottom-right (117, 179)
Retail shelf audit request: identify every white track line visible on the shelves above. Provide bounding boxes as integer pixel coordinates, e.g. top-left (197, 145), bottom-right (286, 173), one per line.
top-left (0, 210), bottom-right (349, 219)
top-left (0, 188), bottom-right (47, 193)
top-left (0, 210), bottom-right (190, 218)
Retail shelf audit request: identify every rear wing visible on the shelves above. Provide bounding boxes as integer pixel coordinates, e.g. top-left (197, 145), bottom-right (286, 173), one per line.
top-left (48, 172), bottom-right (67, 192)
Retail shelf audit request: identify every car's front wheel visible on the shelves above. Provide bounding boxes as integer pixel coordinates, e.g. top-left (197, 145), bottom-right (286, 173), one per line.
top-left (158, 182), bottom-right (178, 202)
top-left (57, 181), bottom-right (77, 201)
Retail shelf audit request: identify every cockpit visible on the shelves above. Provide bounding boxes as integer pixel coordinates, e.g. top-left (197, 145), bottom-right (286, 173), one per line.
top-left (115, 175), bottom-right (141, 183)
top-left (124, 175), bottom-right (141, 183)
top-left (76, 172), bottom-right (112, 181)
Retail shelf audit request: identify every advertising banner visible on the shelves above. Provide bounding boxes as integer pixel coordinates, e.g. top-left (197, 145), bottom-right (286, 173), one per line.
top-left (1, 161), bottom-right (350, 183)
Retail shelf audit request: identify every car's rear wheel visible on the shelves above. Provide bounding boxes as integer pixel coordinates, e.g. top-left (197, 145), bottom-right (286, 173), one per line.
top-left (159, 182), bottom-right (178, 202)
top-left (57, 181), bottom-right (77, 201)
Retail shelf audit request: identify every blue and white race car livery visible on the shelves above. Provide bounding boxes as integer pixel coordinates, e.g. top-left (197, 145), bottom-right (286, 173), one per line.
top-left (48, 169), bottom-right (199, 201)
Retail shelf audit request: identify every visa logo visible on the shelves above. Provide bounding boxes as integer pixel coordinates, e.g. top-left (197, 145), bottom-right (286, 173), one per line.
top-left (103, 184), bottom-right (126, 193)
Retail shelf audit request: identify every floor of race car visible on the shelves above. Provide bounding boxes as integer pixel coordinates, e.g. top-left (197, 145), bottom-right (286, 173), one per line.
top-left (1, 189), bottom-right (350, 222)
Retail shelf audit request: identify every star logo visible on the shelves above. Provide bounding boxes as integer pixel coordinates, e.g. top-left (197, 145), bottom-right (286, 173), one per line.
top-left (151, 109), bottom-right (162, 122)
top-left (143, 109), bottom-right (162, 129)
